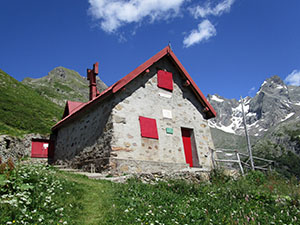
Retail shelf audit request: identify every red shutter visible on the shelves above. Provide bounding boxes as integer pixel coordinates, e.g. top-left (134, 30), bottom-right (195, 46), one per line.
top-left (157, 70), bottom-right (173, 91)
top-left (31, 141), bottom-right (49, 158)
top-left (139, 116), bottom-right (159, 139)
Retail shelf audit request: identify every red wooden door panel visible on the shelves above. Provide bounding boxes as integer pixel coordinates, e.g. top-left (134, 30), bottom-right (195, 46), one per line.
top-left (181, 128), bottom-right (193, 167)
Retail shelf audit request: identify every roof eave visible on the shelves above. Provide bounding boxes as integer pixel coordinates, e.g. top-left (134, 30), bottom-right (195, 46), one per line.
top-left (167, 50), bottom-right (217, 119)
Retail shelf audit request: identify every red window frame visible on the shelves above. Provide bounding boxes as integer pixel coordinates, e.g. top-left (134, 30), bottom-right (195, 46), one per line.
top-left (157, 70), bottom-right (173, 91)
top-left (139, 116), bottom-right (159, 139)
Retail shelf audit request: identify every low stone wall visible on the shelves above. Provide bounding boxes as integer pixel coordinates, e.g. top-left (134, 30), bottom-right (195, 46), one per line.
top-left (133, 171), bottom-right (211, 184)
top-left (109, 158), bottom-right (190, 174)
top-left (90, 170), bottom-right (211, 184)
top-left (0, 134), bottom-right (48, 162)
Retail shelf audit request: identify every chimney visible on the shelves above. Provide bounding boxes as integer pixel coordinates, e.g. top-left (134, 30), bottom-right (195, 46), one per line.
top-left (87, 62), bottom-right (99, 101)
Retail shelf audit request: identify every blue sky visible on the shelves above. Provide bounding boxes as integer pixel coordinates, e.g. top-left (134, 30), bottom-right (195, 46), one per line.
top-left (0, 0), bottom-right (299, 99)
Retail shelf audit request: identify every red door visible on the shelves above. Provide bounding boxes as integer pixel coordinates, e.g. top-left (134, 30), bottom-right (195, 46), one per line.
top-left (181, 128), bottom-right (193, 167)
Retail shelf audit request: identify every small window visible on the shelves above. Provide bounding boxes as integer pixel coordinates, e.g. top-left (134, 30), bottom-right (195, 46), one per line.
top-left (139, 116), bottom-right (159, 139)
top-left (157, 70), bottom-right (173, 91)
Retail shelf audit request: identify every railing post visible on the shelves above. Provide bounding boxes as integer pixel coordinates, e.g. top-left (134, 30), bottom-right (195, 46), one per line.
top-left (241, 97), bottom-right (255, 170)
top-left (210, 148), bottom-right (216, 169)
top-left (236, 151), bottom-right (244, 175)
top-left (90, 163), bottom-right (95, 173)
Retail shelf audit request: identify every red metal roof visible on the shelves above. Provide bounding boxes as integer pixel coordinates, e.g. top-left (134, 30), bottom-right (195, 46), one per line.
top-left (52, 46), bottom-right (216, 131)
top-left (62, 101), bottom-right (87, 119)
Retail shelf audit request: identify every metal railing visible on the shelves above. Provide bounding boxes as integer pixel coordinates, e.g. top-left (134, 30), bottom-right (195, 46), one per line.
top-left (210, 148), bottom-right (274, 175)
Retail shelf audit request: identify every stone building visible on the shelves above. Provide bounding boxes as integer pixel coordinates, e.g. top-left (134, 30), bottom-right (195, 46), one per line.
top-left (51, 46), bottom-right (217, 173)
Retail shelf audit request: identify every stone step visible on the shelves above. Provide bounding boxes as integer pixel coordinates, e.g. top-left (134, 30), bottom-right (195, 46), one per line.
top-left (53, 165), bottom-right (65, 169)
top-left (76, 172), bottom-right (133, 182)
top-left (58, 168), bottom-right (81, 173)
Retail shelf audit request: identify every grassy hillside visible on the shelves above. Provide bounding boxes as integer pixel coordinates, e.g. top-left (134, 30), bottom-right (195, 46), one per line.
top-left (0, 69), bottom-right (63, 136)
top-left (1, 163), bottom-right (299, 224)
top-left (211, 128), bottom-right (259, 152)
top-left (253, 118), bottom-right (300, 178)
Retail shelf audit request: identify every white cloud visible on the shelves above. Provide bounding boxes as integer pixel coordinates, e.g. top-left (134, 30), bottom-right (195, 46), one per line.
top-left (183, 0), bottom-right (235, 47)
top-left (248, 86), bottom-right (256, 97)
top-left (88, 0), bottom-right (236, 48)
top-left (189, 0), bottom-right (235, 18)
top-left (183, 20), bottom-right (216, 48)
top-left (88, 0), bottom-right (185, 33)
top-left (285, 70), bottom-right (300, 86)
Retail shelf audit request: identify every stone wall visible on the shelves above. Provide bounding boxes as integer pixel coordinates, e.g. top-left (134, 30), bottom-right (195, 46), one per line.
top-left (53, 99), bottom-right (114, 172)
top-left (0, 134), bottom-right (47, 162)
top-left (110, 158), bottom-right (189, 174)
top-left (109, 56), bottom-right (215, 173)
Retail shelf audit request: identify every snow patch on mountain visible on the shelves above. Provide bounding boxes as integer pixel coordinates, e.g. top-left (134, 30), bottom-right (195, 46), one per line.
top-left (280, 112), bottom-right (295, 122)
top-left (208, 121), bottom-right (236, 134)
top-left (210, 95), bottom-right (224, 102)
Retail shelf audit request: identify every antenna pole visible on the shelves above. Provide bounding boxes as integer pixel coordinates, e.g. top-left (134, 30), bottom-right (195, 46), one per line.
top-left (168, 41), bottom-right (173, 51)
top-left (241, 96), bottom-right (255, 170)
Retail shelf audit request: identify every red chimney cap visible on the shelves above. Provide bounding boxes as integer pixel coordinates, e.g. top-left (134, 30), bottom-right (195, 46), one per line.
top-left (93, 62), bottom-right (99, 75)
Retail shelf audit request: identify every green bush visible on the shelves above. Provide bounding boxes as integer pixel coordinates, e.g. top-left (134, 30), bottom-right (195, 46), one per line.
top-left (0, 163), bottom-right (82, 224)
top-left (245, 170), bottom-right (267, 185)
top-left (209, 168), bottom-right (232, 184)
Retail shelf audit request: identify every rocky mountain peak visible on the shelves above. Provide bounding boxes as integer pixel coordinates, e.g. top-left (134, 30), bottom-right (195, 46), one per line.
top-left (267, 75), bottom-right (284, 85)
top-left (259, 75), bottom-right (287, 95)
top-left (207, 75), bottom-right (300, 137)
top-left (49, 67), bottom-right (68, 79)
top-left (46, 67), bottom-right (84, 82)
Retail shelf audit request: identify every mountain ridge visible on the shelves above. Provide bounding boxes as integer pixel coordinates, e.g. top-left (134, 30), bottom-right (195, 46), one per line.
top-left (0, 66), bottom-right (108, 136)
top-left (207, 75), bottom-right (300, 137)
top-left (22, 66), bottom-right (107, 107)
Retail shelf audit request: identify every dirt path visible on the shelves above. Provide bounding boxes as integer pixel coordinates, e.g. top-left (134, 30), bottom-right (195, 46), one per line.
top-left (57, 172), bottom-right (114, 225)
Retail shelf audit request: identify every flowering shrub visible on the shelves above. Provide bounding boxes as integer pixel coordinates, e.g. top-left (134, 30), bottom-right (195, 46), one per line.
top-left (0, 157), bottom-right (15, 175)
top-left (0, 163), bottom-right (80, 225)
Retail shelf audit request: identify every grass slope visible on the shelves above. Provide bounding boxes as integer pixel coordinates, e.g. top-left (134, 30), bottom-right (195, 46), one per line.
top-left (57, 172), bottom-right (113, 224)
top-left (0, 69), bottom-right (63, 136)
top-left (106, 173), bottom-right (300, 224)
top-left (1, 164), bottom-right (300, 224)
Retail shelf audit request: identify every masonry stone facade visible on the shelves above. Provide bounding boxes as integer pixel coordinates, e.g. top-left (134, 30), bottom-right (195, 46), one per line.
top-left (53, 100), bottom-right (113, 172)
top-left (52, 46), bottom-right (216, 173)
top-left (109, 57), bottom-right (214, 173)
